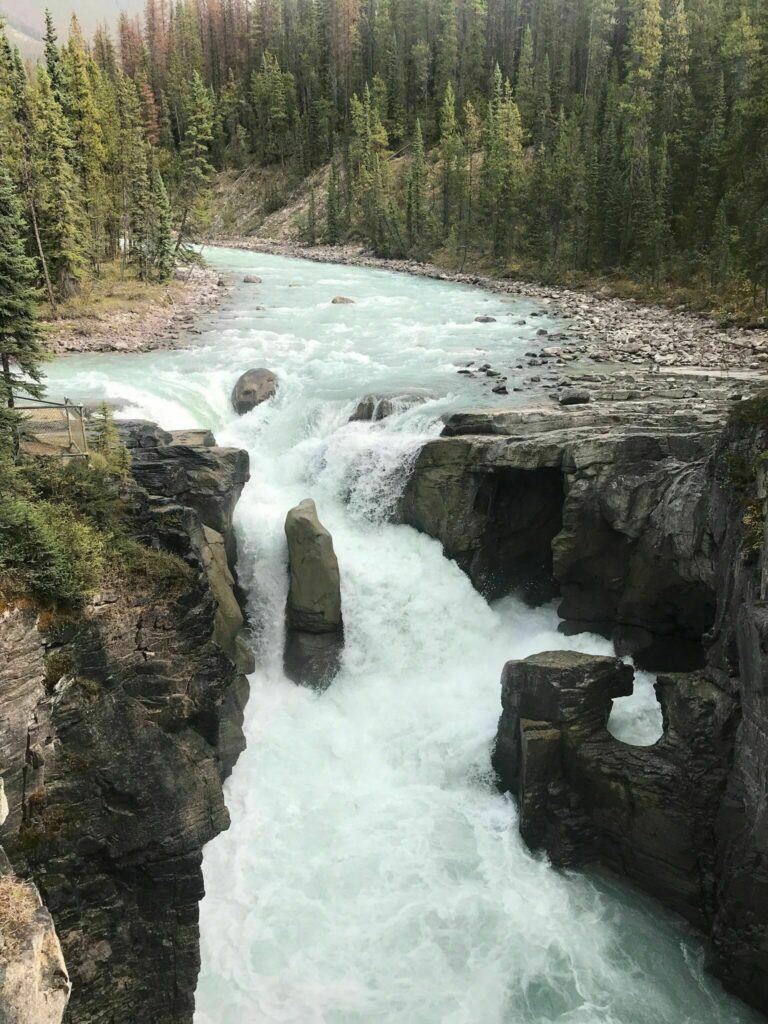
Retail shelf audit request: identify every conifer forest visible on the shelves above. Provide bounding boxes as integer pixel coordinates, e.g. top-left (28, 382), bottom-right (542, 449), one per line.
top-left (0, 0), bottom-right (767, 313)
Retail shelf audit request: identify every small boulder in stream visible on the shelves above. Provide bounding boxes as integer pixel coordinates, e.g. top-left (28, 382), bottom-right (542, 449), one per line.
top-left (231, 368), bottom-right (279, 415)
top-left (349, 393), bottom-right (426, 422)
top-left (243, 275), bottom-right (262, 284)
top-left (284, 499), bottom-right (344, 689)
top-left (331, 295), bottom-right (355, 304)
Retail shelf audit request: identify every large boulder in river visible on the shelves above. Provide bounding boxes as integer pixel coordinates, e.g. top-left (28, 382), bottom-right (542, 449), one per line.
top-left (231, 368), bottom-right (278, 415)
top-left (284, 499), bottom-right (343, 689)
top-left (491, 650), bottom-right (735, 929)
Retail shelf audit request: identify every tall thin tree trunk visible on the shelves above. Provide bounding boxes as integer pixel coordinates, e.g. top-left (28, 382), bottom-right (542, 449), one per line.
top-left (2, 353), bottom-right (15, 407)
top-left (22, 160), bottom-right (57, 313)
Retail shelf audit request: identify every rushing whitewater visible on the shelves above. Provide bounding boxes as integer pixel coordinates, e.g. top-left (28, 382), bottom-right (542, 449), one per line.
top-left (44, 248), bottom-right (758, 1024)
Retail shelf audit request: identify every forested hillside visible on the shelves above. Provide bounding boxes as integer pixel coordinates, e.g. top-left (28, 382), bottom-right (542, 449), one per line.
top-left (0, 0), bottom-right (766, 315)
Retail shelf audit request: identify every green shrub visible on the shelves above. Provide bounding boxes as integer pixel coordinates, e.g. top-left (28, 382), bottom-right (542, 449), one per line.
top-left (0, 496), bottom-right (106, 606)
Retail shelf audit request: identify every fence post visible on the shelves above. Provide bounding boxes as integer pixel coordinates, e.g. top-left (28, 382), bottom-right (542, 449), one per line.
top-left (64, 397), bottom-right (74, 450)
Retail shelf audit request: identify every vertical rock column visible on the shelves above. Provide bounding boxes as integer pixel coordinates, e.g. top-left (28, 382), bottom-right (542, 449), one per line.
top-left (284, 499), bottom-right (344, 690)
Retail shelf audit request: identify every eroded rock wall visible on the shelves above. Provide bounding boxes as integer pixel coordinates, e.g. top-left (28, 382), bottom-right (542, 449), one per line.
top-left (401, 388), bottom-right (729, 668)
top-left (438, 390), bottom-right (768, 1015)
top-left (0, 432), bottom-right (251, 1024)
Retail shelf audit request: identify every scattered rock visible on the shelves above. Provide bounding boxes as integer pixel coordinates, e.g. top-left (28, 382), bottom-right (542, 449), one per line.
top-left (284, 499), bottom-right (344, 689)
top-left (331, 295), bottom-right (355, 304)
top-left (231, 368), bottom-right (279, 415)
top-left (242, 275), bottom-right (262, 284)
top-left (559, 389), bottom-right (591, 406)
top-left (474, 315), bottom-right (497, 323)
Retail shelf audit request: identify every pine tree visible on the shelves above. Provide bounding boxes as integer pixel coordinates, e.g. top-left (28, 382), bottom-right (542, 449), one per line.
top-left (515, 24), bottom-right (535, 136)
top-left (406, 118), bottom-right (428, 256)
top-left (482, 67), bottom-right (524, 258)
top-left (63, 16), bottom-right (109, 271)
top-left (438, 82), bottom-right (464, 234)
top-left (709, 198), bottom-right (731, 291)
top-left (0, 168), bottom-right (48, 451)
top-left (150, 169), bottom-right (175, 281)
top-left (43, 9), bottom-right (68, 107)
top-left (326, 160), bottom-right (341, 243)
top-left (176, 70), bottom-right (214, 251)
top-left (28, 66), bottom-right (87, 300)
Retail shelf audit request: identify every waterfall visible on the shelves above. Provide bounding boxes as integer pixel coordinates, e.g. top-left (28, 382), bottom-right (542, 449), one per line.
top-left (42, 247), bottom-right (757, 1024)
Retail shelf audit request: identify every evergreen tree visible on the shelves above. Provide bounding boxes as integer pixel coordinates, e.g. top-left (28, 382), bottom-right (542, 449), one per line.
top-left (28, 66), bottom-right (87, 300)
top-left (176, 70), bottom-right (214, 250)
top-left (151, 169), bottom-right (175, 281)
top-left (406, 119), bottom-right (428, 255)
top-left (0, 169), bottom-right (47, 451)
top-left (326, 160), bottom-right (341, 243)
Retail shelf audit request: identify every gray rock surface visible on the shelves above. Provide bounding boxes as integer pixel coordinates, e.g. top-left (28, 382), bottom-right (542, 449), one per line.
top-left (0, 430), bottom-right (252, 1024)
top-left (492, 652), bottom-right (735, 927)
top-left (331, 295), bottom-right (354, 304)
top-left (400, 376), bottom-right (753, 667)
top-left (349, 393), bottom-right (426, 422)
top-left (284, 499), bottom-right (343, 688)
top-left (0, 862), bottom-right (70, 1024)
top-left (231, 368), bottom-right (278, 415)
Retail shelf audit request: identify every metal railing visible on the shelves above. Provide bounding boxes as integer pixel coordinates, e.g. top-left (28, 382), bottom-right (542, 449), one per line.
top-left (16, 397), bottom-right (89, 459)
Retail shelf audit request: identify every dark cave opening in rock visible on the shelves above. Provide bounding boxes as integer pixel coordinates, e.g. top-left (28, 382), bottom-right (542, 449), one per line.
top-left (467, 467), bottom-right (565, 604)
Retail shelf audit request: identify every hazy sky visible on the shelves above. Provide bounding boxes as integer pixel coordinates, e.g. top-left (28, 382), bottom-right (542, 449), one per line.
top-left (2, 0), bottom-right (144, 40)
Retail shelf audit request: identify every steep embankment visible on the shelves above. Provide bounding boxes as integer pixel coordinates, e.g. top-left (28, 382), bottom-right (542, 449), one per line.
top-left (0, 425), bottom-right (252, 1024)
top-left (401, 378), bottom-right (768, 1015)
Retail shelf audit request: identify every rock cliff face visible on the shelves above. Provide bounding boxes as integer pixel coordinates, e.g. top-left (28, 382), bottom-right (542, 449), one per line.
top-left (401, 378), bottom-right (746, 668)
top-left (402, 380), bottom-right (768, 1014)
top-left (0, 780), bottom-right (70, 1024)
top-left (0, 430), bottom-right (251, 1024)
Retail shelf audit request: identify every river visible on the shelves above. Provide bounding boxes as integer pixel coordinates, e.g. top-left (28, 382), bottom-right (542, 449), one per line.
top-left (42, 247), bottom-right (758, 1024)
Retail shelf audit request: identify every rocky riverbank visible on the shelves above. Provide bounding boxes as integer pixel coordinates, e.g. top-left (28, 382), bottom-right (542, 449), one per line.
top-left (0, 428), bottom-right (252, 1024)
top-left (43, 266), bottom-right (227, 355)
top-left (216, 237), bottom-right (768, 372)
top-left (400, 376), bottom-right (768, 1015)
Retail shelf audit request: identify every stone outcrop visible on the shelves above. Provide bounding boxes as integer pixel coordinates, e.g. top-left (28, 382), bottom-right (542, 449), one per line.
top-left (462, 390), bottom-right (768, 1017)
top-left (0, 782), bottom-right (70, 1024)
top-left (349, 393), bottom-right (426, 423)
top-left (284, 499), bottom-right (343, 689)
top-left (493, 652), bottom-right (736, 928)
top-left (400, 377), bottom-right (752, 667)
top-left (231, 368), bottom-right (278, 415)
top-left (0, 425), bottom-right (252, 1024)
top-left (130, 441), bottom-right (249, 565)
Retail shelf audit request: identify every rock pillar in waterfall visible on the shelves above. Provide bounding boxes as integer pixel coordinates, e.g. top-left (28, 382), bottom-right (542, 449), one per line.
top-left (284, 499), bottom-right (344, 689)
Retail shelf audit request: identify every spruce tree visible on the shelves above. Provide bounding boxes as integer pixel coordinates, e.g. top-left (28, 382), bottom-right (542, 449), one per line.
top-left (406, 119), bottom-right (428, 256)
top-left (176, 70), bottom-right (214, 251)
top-left (0, 169), bottom-right (47, 452)
top-left (326, 161), bottom-right (341, 244)
top-left (151, 169), bottom-right (175, 281)
top-left (28, 66), bottom-right (87, 300)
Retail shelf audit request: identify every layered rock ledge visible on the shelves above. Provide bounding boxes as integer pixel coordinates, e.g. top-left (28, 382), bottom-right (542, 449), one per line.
top-left (400, 377), bottom-right (768, 1014)
top-left (401, 373), bottom-right (757, 669)
top-left (0, 428), bottom-right (252, 1024)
